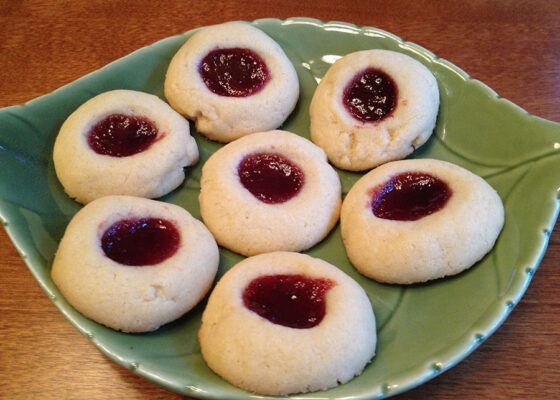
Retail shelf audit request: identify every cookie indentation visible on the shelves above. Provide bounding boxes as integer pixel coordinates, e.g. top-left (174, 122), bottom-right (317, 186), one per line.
top-left (343, 68), bottom-right (397, 122)
top-left (88, 114), bottom-right (158, 157)
top-left (243, 274), bottom-right (335, 328)
top-left (238, 152), bottom-right (304, 204)
top-left (199, 48), bottom-right (270, 97)
top-left (370, 172), bottom-right (451, 221)
top-left (101, 218), bottom-right (180, 266)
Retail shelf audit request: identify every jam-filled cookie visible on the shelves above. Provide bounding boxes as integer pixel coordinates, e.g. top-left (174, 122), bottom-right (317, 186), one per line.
top-left (199, 130), bottom-right (341, 256)
top-left (198, 251), bottom-right (376, 395)
top-left (341, 159), bottom-right (504, 284)
top-left (310, 50), bottom-right (439, 171)
top-left (53, 90), bottom-right (199, 204)
top-left (51, 196), bottom-right (219, 332)
top-left (164, 21), bottom-right (299, 142)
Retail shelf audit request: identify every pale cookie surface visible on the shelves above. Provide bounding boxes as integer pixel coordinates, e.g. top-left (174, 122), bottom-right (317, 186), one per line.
top-left (341, 159), bottom-right (504, 284)
top-left (199, 130), bottom-right (341, 256)
top-left (198, 251), bottom-right (376, 396)
top-left (164, 21), bottom-right (299, 142)
top-left (51, 196), bottom-right (219, 332)
top-left (310, 50), bottom-right (439, 171)
top-left (53, 90), bottom-right (199, 204)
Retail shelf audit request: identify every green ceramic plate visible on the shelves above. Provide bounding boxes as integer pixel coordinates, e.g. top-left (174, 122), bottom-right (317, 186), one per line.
top-left (1, 17), bottom-right (559, 399)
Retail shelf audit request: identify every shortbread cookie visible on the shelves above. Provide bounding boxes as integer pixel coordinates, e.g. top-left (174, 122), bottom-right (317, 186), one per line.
top-left (51, 196), bottom-right (219, 332)
top-left (310, 50), bottom-right (439, 171)
top-left (199, 130), bottom-right (341, 256)
top-left (53, 89), bottom-right (199, 204)
top-left (164, 21), bottom-right (299, 142)
top-left (199, 251), bottom-right (376, 395)
top-left (341, 159), bottom-right (504, 284)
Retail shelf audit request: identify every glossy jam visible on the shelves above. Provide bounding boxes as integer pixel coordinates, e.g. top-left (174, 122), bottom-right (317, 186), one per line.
top-left (243, 274), bottom-right (336, 329)
top-left (371, 172), bottom-right (452, 221)
top-left (238, 152), bottom-right (305, 204)
top-left (101, 218), bottom-right (180, 266)
top-left (199, 47), bottom-right (270, 97)
top-left (88, 114), bottom-right (158, 157)
top-left (343, 68), bottom-right (397, 122)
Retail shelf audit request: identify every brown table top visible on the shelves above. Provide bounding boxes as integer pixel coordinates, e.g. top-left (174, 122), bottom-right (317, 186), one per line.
top-left (1, 1), bottom-right (559, 399)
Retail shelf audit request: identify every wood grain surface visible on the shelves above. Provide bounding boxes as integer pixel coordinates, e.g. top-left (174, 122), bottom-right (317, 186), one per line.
top-left (1, 1), bottom-right (558, 399)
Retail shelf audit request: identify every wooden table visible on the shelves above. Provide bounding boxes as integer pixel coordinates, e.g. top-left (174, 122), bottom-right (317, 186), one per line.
top-left (1, 1), bottom-right (558, 399)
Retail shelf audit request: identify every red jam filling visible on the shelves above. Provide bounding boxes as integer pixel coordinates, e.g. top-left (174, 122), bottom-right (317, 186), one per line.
top-left (88, 114), bottom-right (158, 157)
top-left (343, 68), bottom-right (397, 122)
top-left (101, 218), bottom-right (180, 266)
top-left (238, 152), bottom-right (305, 204)
top-left (371, 172), bottom-right (452, 221)
top-left (199, 47), bottom-right (270, 97)
top-left (243, 274), bottom-right (336, 329)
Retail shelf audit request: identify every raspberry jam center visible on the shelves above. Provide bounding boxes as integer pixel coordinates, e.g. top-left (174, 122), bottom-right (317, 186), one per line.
top-left (88, 114), bottom-right (158, 157)
top-left (238, 152), bottom-right (305, 204)
top-left (243, 274), bottom-right (336, 329)
top-left (101, 218), bottom-right (180, 266)
top-left (371, 172), bottom-right (452, 221)
top-left (343, 68), bottom-right (397, 122)
top-left (199, 47), bottom-right (270, 97)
